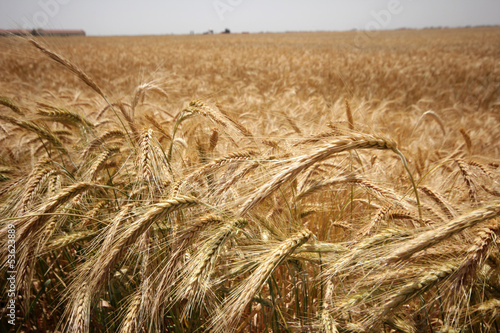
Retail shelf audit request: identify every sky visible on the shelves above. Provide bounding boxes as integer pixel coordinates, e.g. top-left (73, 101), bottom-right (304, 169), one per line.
top-left (0, 0), bottom-right (499, 36)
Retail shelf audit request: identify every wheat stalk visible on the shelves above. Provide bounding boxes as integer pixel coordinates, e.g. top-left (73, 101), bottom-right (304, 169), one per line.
top-left (419, 185), bottom-right (457, 219)
top-left (240, 135), bottom-right (398, 215)
top-left (120, 293), bottom-right (143, 333)
top-left (380, 264), bottom-right (456, 317)
top-left (174, 218), bottom-right (247, 317)
top-left (170, 148), bottom-right (257, 196)
top-left (80, 129), bottom-right (125, 160)
top-left (29, 39), bottom-right (105, 98)
top-left (211, 229), bottom-right (312, 332)
top-left (387, 201), bottom-right (500, 263)
top-left (37, 104), bottom-right (94, 128)
top-left (456, 158), bottom-right (479, 204)
top-left (0, 95), bottom-right (25, 115)
top-left (139, 128), bottom-right (154, 181)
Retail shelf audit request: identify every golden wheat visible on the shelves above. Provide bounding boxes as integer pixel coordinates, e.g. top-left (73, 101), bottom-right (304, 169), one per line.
top-left (1, 28), bottom-right (499, 332)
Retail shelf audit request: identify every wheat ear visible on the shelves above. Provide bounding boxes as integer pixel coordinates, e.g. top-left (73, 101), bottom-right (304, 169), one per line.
top-left (65, 282), bottom-right (91, 333)
top-left (209, 127), bottom-right (219, 152)
top-left (144, 114), bottom-right (172, 141)
top-left (211, 229), bottom-right (312, 332)
top-left (20, 167), bottom-right (58, 213)
top-left (217, 102), bottom-right (254, 137)
top-left (240, 135), bottom-right (397, 215)
top-left (48, 231), bottom-right (95, 251)
top-left (15, 182), bottom-right (93, 300)
top-left (413, 110), bottom-right (446, 136)
top-left (456, 159), bottom-right (479, 204)
top-left (459, 128), bottom-right (472, 155)
top-left (380, 264), bottom-right (456, 317)
top-left (117, 102), bottom-right (139, 142)
top-left (170, 149), bottom-right (257, 196)
top-left (37, 104), bottom-right (94, 128)
top-left (468, 160), bottom-right (494, 178)
top-left (174, 218), bottom-right (247, 317)
top-left (139, 128), bottom-right (154, 181)
top-left (150, 214), bottom-right (224, 329)
top-left (0, 114), bottom-right (68, 154)
top-left (131, 82), bottom-right (169, 115)
top-left (17, 182), bottom-right (93, 242)
top-left (465, 299), bottom-right (500, 327)
top-left (281, 110), bottom-right (302, 134)
top-left (80, 129), bottom-right (125, 160)
top-left (183, 99), bottom-right (229, 128)
top-left (451, 220), bottom-right (500, 290)
top-left (0, 95), bottom-right (25, 115)
top-left (419, 185), bottom-right (457, 219)
top-left (94, 196), bottom-right (198, 283)
top-left (120, 292), bottom-right (142, 333)
top-left (387, 201), bottom-right (500, 263)
top-left (358, 204), bottom-right (392, 237)
top-left (87, 149), bottom-right (116, 181)
top-left (29, 39), bottom-right (105, 98)
top-left (67, 197), bottom-right (196, 332)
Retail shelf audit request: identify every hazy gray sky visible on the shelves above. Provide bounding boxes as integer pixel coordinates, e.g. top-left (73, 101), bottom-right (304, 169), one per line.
top-left (1, 0), bottom-right (499, 35)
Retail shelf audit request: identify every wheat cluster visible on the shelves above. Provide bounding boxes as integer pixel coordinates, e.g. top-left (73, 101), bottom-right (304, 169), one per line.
top-left (1, 28), bottom-right (500, 332)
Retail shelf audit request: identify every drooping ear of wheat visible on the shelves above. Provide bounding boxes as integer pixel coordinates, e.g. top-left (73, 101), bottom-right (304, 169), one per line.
top-left (208, 229), bottom-right (311, 332)
top-left (413, 110), bottom-right (446, 136)
top-left (29, 39), bottom-right (106, 98)
top-left (239, 135), bottom-right (398, 215)
top-left (0, 95), bottom-right (25, 115)
top-left (146, 214), bottom-right (224, 330)
top-left (387, 202), bottom-right (500, 263)
top-left (65, 196), bottom-right (199, 332)
top-left (169, 217), bottom-right (248, 320)
top-left (37, 103), bottom-right (95, 129)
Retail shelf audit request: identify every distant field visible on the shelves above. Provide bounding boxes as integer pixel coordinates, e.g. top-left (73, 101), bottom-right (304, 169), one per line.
top-left (1, 27), bottom-right (500, 332)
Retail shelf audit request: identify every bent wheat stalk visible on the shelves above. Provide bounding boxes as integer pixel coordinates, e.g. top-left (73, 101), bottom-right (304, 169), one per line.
top-left (387, 201), bottom-right (500, 263)
top-left (239, 134), bottom-right (414, 216)
top-left (29, 39), bottom-right (105, 98)
top-left (175, 218), bottom-right (248, 317)
top-left (211, 229), bottom-right (312, 332)
top-left (66, 196), bottom-right (198, 333)
top-left (380, 264), bottom-right (456, 318)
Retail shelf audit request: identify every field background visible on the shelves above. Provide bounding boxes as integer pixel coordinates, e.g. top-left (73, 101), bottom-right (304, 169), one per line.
top-left (1, 27), bottom-right (500, 332)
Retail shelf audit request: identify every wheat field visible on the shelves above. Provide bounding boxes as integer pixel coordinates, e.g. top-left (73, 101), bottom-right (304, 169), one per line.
top-left (1, 27), bottom-right (500, 332)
